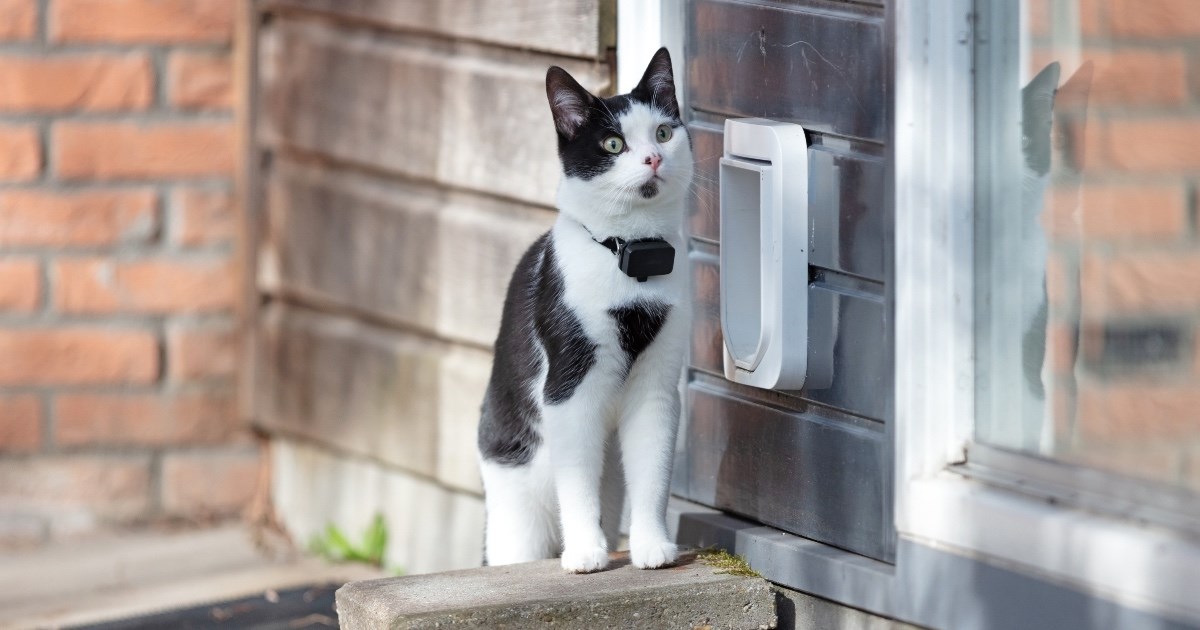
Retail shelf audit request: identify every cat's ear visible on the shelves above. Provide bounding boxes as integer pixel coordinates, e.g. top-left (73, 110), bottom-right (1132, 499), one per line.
top-left (546, 66), bottom-right (595, 140)
top-left (632, 47), bottom-right (679, 119)
top-left (1021, 62), bottom-right (1060, 176)
top-left (1022, 62), bottom-right (1061, 110)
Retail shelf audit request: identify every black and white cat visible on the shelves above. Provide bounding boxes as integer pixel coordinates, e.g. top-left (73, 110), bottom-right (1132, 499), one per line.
top-left (476, 48), bottom-right (693, 573)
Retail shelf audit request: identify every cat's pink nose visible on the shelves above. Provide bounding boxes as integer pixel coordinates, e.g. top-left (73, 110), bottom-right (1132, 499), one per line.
top-left (644, 153), bottom-right (662, 173)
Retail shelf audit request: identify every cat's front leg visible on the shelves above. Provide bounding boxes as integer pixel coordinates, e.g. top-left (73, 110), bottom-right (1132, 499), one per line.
top-left (619, 386), bottom-right (681, 570)
top-left (544, 394), bottom-right (612, 573)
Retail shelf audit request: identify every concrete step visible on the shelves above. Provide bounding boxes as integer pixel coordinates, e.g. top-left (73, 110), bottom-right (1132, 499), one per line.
top-left (335, 551), bottom-right (776, 629)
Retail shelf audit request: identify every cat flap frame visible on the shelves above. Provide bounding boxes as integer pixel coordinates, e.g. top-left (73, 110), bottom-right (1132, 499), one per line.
top-left (719, 118), bottom-right (809, 390)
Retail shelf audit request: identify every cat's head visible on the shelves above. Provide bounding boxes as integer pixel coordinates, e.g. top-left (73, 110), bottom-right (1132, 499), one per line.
top-left (545, 48), bottom-right (693, 232)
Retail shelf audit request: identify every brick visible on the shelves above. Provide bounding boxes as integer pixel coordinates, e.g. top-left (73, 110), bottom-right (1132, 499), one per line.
top-left (1079, 0), bottom-right (1104, 37)
top-left (1027, 0), bottom-right (1051, 38)
top-left (1099, 119), bottom-right (1200, 173)
top-left (1111, 0), bottom-right (1200, 38)
top-left (1046, 252), bottom-right (1072, 311)
top-left (161, 449), bottom-right (259, 516)
top-left (54, 122), bottom-right (234, 180)
top-left (1080, 50), bottom-right (1187, 107)
top-left (51, 0), bottom-right (234, 43)
top-left (0, 394), bottom-right (41, 452)
top-left (0, 189), bottom-right (157, 247)
top-left (1065, 112), bottom-right (1106, 173)
top-left (0, 258), bottom-right (39, 311)
top-left (173, 187), bottom-right (235, 246)
top-left (1077, 384), bottom-right (1200, 442)
top-left (0, 0), bottom-right (35, 40)
top-left (55, 390), bottom-right (238, 447)
top-left (168, 52), bottom-right (233, 110)
top-left (0, 329), bottom-right (157, 385)
top-left (168, 324), bottom-right (237, 381)
top-left (1047, 184), bottom-right (1187, 242)
top-left (0, 456), bottom-right (150, 518)
top-left (55, 257), bottom-right (236, 314)
top-left (0, 55), bottom-right (153, 112)
top-left (0, 125), bottom-right (40, 181)
top-left (1083, 252), bottom-right (1200, 313)
top-left (1046, 321), bottom-right (1077, 376)
top-left (1028, 0), bottom-right (1103, 38)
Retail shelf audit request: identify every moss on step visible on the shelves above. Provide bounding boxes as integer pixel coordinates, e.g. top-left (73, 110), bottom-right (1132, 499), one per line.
top-left (697, 547), bottom-right (761, 578)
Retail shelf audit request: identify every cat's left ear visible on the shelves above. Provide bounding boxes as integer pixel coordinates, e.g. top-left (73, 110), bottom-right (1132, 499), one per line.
top-left (632, 47), bottom-right (679, 119)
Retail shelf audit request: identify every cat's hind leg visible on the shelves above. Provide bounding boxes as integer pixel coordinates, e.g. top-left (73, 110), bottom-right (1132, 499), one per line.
top-left (480, 451), bottom-right (559, 566)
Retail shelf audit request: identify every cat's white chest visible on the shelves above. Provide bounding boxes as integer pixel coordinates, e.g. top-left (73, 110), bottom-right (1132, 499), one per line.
top-left (551, 222), bottom-right (687, 333)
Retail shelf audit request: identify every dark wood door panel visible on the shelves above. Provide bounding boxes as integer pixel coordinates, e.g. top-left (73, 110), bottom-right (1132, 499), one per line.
top-left (678, 381), bottom-right (890, 560)
top-left (687, 0), bottom-right (885, 143)
top-left (687, 123), bottom-right (886, 282)
top-left (689, 249), bottom-right (888, 420)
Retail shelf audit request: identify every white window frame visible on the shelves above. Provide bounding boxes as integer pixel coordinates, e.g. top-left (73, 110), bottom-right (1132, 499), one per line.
top-left (895, 0), bottom-right (1200, 623)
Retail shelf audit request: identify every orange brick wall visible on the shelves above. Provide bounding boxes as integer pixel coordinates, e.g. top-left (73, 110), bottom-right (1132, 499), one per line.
top-left (1032, 0), bottom-right (1200, 489)
top-left (0, 0), bottom-right (254, 547)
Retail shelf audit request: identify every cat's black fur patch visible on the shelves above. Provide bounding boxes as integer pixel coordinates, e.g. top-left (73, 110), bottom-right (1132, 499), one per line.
top-left (609, 301), bottom-right (671, 374)
top-left (537, 243), bottom-right (598, 404)
top-left (478, 235), bottom-right (600, 465)
top-left (556, 94), bottom-right (634, 181)
top-left (478, 235), bottom-right (549, 466)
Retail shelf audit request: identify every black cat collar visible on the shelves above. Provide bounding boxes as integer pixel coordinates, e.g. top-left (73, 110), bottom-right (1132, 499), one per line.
top-left (592, 234), bottom-right (675, 282)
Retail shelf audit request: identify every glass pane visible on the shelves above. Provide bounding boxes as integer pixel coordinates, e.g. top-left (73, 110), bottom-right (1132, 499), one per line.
top-left (974, 0), bottom-right (1200, 492)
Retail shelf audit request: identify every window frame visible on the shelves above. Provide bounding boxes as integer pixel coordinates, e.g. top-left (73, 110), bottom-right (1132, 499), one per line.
top-left (895, 0), bottom-right (1200, 622)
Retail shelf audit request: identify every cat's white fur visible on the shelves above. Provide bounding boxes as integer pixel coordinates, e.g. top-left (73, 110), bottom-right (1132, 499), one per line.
top-left (479, 99), bottom-right (694, 572)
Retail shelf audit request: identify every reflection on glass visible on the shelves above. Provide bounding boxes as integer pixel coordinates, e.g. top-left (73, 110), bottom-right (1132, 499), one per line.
top-left (975, 0), bottom-right (1199, 493)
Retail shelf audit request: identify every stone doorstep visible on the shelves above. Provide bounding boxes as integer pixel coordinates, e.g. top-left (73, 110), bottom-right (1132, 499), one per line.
top-left (336, 551), bottom-right (778, 630)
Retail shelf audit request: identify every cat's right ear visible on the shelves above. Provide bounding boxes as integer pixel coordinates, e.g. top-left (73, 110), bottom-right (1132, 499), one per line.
top-left (546, 66), bottom-right (594, 140)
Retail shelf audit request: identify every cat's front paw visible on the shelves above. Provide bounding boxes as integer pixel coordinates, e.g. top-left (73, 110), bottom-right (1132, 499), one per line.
top-left (631, 539), bottom-right (678, 569)
top-left (561, 545), bottom-right (609, 573)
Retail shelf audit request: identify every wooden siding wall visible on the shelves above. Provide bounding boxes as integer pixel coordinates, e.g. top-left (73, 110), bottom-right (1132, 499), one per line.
top-left (245, 0), bottom-right (613, 573)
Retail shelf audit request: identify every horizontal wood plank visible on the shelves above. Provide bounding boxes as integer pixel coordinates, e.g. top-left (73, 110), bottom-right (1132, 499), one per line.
top-left (263, 0), bottom-right (612, 59)
top-left (679, 380), bottom-right (890, 560)
top-left (687, 122), bottom-right (886, 281)
top-left (255, 302), bottom-right (490, 493)
top-left (260, 160), bottom-right (553, 348)
top-left (687, 0), bottom-right (885, 142)
top-left (258, 19), bottom-right (610, 207)
top-left (689, 249), bottom-right (889, 420)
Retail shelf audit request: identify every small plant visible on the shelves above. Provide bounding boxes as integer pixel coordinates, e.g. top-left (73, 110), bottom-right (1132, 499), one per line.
top-left (309, 513), bottom-right (389, 567)
top-left (697, 547), bottom-right (761, 578)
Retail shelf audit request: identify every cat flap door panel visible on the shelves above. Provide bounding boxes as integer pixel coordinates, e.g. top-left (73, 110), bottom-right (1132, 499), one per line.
top-left (720, 118), bottom-right (809, 390)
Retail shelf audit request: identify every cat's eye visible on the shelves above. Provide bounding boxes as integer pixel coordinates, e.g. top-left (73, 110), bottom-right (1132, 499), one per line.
top-left (656, 124), bottom-right (673, 143)
top-left (601, 136), bottom-right (624, 154)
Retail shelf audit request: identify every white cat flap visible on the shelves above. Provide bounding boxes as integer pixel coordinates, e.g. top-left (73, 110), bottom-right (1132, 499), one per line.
top-left (719, 118), bottom-right (809, 390)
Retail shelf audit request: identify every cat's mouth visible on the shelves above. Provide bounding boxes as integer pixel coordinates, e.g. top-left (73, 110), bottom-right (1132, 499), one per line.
top-left (638, 181), bottom-right (659, 199)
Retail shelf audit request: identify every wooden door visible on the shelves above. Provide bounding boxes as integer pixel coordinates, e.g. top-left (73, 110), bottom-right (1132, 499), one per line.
top-left (674, 0), bottom-right (894, 562)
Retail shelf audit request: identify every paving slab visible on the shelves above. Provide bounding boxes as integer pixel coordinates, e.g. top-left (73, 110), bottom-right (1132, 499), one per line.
top-left (0, 525), bottom-right (384, 629)
top-left (336, 551), bottom-right (777, 629)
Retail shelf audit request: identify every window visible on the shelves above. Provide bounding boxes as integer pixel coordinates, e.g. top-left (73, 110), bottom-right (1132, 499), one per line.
top-left (973, 0), bottom-right (1200, 507)
top-left (895, 0), bottom-right (1200, 623)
